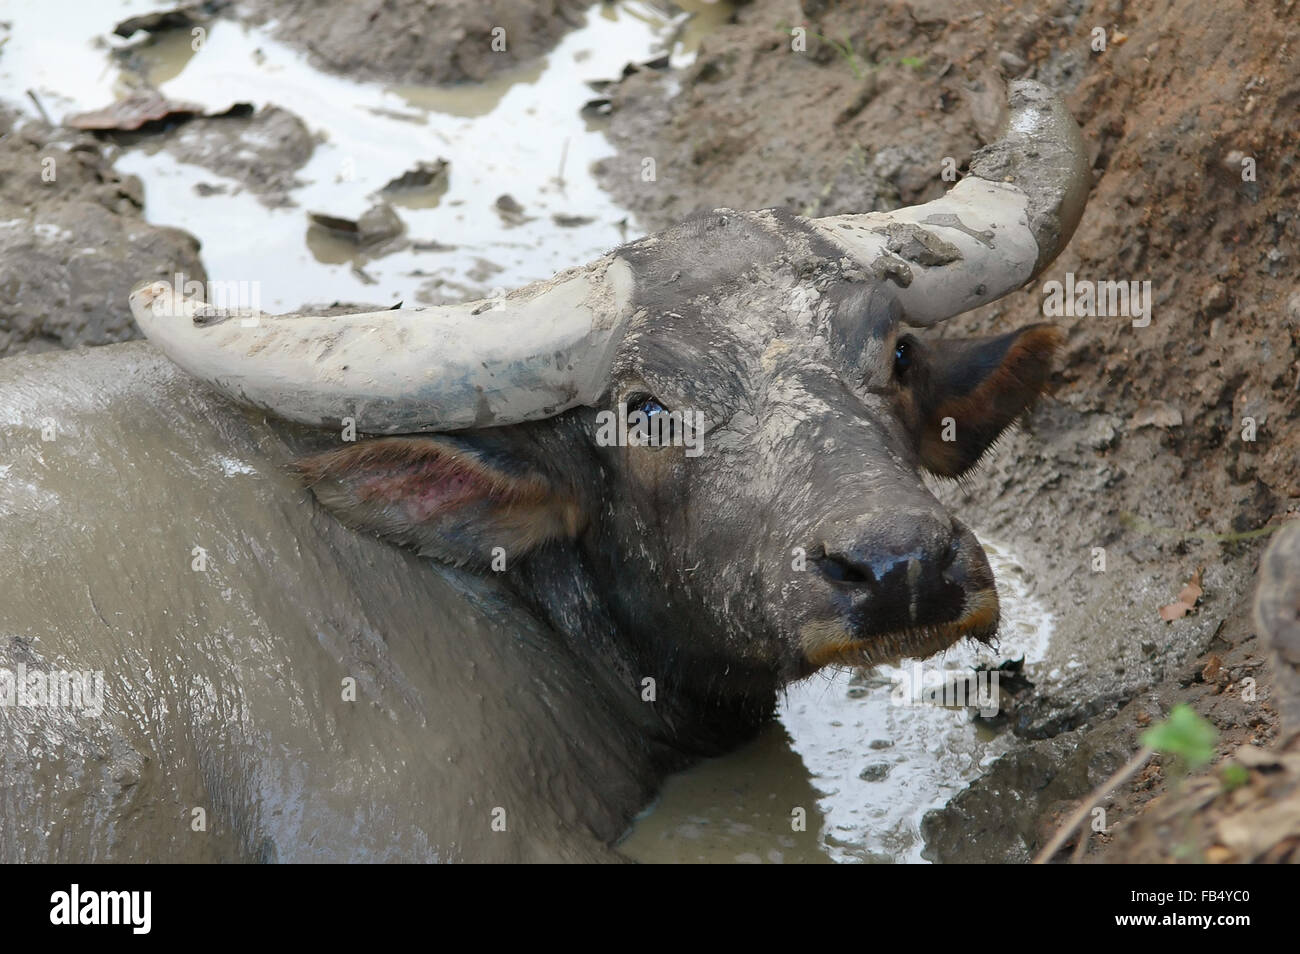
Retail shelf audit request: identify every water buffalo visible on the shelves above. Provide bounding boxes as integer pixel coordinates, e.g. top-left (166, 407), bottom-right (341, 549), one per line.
top-left (0, 81), bottom-right (1089, 862)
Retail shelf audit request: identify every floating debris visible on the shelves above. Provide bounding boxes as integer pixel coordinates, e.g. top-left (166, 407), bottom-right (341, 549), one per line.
top-left (493, 193), bottom-right (532, 227)
top-left (308, 202), bottom-right (404, 246)
top-left (113, 3), bottom-right (228, 39)
top-left (65, 91), bottom-right (251, 131)
top-left (379, 159), bottom-right (449, 194)
top-left (552, 212), bottom-right (596, 228)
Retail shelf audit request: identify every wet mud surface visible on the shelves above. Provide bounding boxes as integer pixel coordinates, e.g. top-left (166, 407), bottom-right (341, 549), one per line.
top-left (2, 0), bottom-right (1297, 862)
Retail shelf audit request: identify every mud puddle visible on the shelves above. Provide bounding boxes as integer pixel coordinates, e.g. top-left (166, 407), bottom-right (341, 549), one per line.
top-left (620, 539), bottom-right (1055, 863)
top-left (1, 0), bottom-right (730, 310)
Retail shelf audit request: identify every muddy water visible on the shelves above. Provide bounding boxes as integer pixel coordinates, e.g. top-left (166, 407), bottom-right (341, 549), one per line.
top-left (0, 0), bottom-right (728, 310)
top-left (621, 539), bottom-right (1055, 863)
top-left (2, 1), bottom-right (1053, 863)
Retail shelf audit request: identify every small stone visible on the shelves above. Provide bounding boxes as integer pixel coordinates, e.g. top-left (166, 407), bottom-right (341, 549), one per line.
top-left (1285, 291), bottom-right (1300, 327)
top-left (1132, 401), bottom-right (1183, 429)
top-left (859, 762), bottom-right (891, 782)
top-left (998, 50), bottom-right (1028, 73)
top-left (493, 193), bottom-right (531, 226)
top-left (1200, 282), bottom-right (1232, 315)
top-left (869, 739), bottom-right (894, 750)
top-left (355, 203), bottom-right (403, 245)
top-left (1081, 414), bottom-right (1119, 450)
top-left (494, 194), bottom-right (524, 215)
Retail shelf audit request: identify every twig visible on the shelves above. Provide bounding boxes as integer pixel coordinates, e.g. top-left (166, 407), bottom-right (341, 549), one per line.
top-left (26, 89), bottom-right (53, 126)
top-left (1071, 820), bottom-right (1091, 863)
top-left (555, 138), bottom-right (569, 191)
top-left (1033, 746), bottom-right (1153, 864)
top-left (1120, 512), bottom-right (1287, 543)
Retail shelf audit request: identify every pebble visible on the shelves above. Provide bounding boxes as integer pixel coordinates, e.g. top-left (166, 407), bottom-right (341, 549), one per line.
top-left (1201, 282), bottom-right (1232, 315)
top-left (859, 763), bottom-right (891, 782)
top-left (998, 50), bottom-right (1028, 73)
top-left (1285, 291), bottom-right (1300, 327)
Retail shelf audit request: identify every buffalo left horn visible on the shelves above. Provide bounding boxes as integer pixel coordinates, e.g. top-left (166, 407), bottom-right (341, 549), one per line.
top-left (810, 79), bottom-right (1090, 326)
top-left (129, 256), bottom-right (634, 434)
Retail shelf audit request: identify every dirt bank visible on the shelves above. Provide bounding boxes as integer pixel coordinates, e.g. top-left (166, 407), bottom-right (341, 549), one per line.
top-left (594, 0), bottom-right (1299, 861)
top-left (0, 106), bottom-right (206, 356)
top-left (234, 0), bottom-right (593, 85)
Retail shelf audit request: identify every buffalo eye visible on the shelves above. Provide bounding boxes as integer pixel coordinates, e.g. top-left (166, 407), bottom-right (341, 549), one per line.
top-left (893, 336), bottom-right (915, 379)
top-left (626, 393), bottom-right (675, 444)
top-left (629, 395), bottom-right (668, 417)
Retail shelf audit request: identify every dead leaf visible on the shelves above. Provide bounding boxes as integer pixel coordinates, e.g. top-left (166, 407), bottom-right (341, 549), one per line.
top-left (1204, 843), bottom-right (1235, 863)
top-left (1159, 567), bottom-right (1204, 622)
top-left (65, 92), bottom-right (251, 132)
top-left (1202, 654), bottom-right (1222, 681)
top-left (114, 5), bottom-right (206, 38)
top-left (379, 159), bottom-right (449, 194)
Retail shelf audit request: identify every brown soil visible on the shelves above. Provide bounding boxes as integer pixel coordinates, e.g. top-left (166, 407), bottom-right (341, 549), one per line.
top-left (594, 0), bottom-right (1300, 862)
top-left (0, 107), bottom-right (207, 356)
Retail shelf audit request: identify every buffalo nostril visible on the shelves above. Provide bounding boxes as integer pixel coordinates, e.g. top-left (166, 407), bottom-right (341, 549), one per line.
top-left (816, 551), bottom-right (874, 585)
top-left (941, 536), bottom-right (960, 572)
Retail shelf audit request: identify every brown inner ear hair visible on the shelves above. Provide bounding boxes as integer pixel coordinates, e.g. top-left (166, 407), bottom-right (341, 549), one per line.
top-left (293, 437), bottom-right (585, 562)
top-left (919, 324), bottom-right (1063, 479)
top-left (295, 437), bottom-right (525, 502)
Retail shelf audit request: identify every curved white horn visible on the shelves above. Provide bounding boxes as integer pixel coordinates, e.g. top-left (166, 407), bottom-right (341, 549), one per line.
top-left (130, 257), bottom-right (634, 434)
top-left (809, 79), bottom-right (1090, 326)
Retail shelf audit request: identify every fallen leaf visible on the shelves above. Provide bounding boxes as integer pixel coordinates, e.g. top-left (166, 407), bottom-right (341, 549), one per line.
top-left (1160, 567), bottom-right (1204, 621)
top-left (379, 159), bottom-right (449, 194)
top-left (1178, 570), bottom-right (1205, 605)
top-left (1204, 844), bottom-right (1235, 863)
top-left (114, 4), bottom-right (207, 39)
top-left (1201, 654), bottom-right (1222, 681)
top-left (65, 93), bottom-right (252, 132)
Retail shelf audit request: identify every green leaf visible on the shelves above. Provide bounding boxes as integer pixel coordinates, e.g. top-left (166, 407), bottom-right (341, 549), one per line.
top-left (1140, 704), bottom-right (1218, 769)
top-left (1220, 762), bottom-right (1249, 791)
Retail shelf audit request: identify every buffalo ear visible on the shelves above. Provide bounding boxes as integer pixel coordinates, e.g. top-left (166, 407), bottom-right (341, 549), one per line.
top-left (293, 436), bottom-right (585, 568)
top-left (916, 324), bottom-right (1062, 478)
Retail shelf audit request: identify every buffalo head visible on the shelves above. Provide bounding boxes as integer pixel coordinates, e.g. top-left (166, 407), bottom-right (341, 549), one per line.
top-left (130, 82), bottom-right (1088, 712)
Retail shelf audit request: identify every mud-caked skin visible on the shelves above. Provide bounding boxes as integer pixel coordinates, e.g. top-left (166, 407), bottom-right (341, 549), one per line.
top-left (298, 208), bottom-right (1061, 741)
top-left (3, 81), bottom-right (1090, 861)
top-left (0, 276), bottom-right (1055, 861)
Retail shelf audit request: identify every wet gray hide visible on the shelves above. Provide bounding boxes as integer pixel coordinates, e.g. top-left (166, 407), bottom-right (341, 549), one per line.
top-left (0, 342), bottom-right (658, 862)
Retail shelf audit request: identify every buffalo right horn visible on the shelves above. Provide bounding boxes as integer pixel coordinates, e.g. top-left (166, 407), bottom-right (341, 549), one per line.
top-left (810, 79), bottom-right (1091, 327)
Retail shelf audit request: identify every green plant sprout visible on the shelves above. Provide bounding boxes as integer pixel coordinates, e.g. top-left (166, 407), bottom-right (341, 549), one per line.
top-left (1140, 703), bottom-right (1217, 772)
